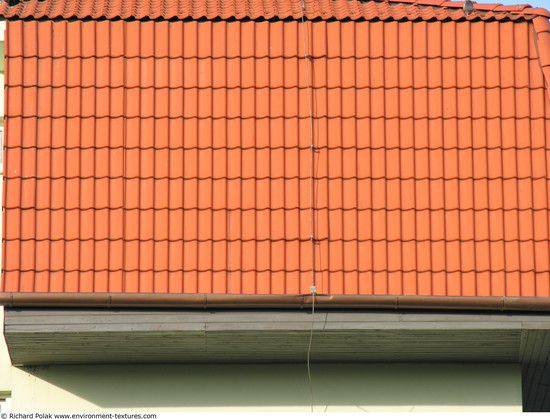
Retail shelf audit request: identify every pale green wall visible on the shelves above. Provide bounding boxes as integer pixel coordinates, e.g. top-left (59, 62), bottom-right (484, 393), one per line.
top-left (3, 363), bottom-right (521, 412)
top-left (0, 310), bottom-right (11, 393)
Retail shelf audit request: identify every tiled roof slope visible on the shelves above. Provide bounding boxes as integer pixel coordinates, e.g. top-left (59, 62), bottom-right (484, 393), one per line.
top-left (0, 0), bottom-right (548, 21)
top-left (2, 2), bottom-right (550, 296)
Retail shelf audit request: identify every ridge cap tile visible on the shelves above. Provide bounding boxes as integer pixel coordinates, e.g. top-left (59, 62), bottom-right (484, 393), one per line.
top-left (524, 7), bottom-right (550, 17)
top-left (534, 15), bottom-right (550, 32)
top-left (474, 3), bottom-right (502, 10)
top-left (416, 0), bottom-right (446, 6)
top-left (0, 0), bottom-right (546, 20)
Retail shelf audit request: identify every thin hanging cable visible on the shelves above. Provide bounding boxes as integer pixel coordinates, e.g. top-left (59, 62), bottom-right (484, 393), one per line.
top-left (301, 0), bottom-right (316, 412)
top-left (306, 289), bottom-right (316, 412)
top-left (227, 209), bottom-right (232, 286)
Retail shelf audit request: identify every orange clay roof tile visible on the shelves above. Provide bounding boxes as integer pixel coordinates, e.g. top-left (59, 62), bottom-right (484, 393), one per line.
top-left (1, 0), bottom-right (550, 296)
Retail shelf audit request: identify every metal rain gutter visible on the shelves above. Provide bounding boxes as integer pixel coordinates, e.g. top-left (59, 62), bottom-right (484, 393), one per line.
top-left (2, 292), bottom-right (550, 311)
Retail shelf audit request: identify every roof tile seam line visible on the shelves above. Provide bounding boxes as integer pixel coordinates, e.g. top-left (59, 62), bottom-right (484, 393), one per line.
top-left (511, 29), bottom-right (522, 296)
top-left (3, 268), bottom-right (549, 274)
top-left (483, 25), bottom-right (496, 297)
top-left (4, 264), bottom-right (546, 273)
top-left (6, 145), bottom-right (550, 151)
top-left (497, 21), bottom-right (508, 295)
top-left (5, 83), bottom-right (546, 90)
top-left (30, 13), bottom-right (40, 291)
top-left (134, 13), bottom-right (142, 294)
top-left (121, 18), bottom-right (127, 293)
top-left (5, 173), bottom-right (550, 179)
top-left (60, 10), bottom-right (69, 293)
top-left (6, 206), bottom-right (550, 212)
top-left (28, 17), bottom-right (38, 291)
top-left (2, 23), bottom-right (9, 295)
top-left (436, 3), bottom-right (448, 294)
top-left (6, 116), bottom-right (547, 122)
top-left (2, 54), bottom-right (542, 60)
top-left (467, 22), bottom-right (477, 296)
top-left (5, 206), bottom-right (549, 215)
top-left (4, 237), bottom-right (548, 246)
top-left (526, 40), bottom-right (539, 296)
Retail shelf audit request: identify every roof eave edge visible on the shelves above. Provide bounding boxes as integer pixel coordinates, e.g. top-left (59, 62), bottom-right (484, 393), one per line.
top-left (1, 292), bottom-right (550, 311)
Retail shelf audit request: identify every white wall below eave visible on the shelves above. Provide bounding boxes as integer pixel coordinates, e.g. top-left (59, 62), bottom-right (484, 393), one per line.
top-left (5, 363), bottom-right (522, 412)
top-left (0, 308), bottom-right (12, 392)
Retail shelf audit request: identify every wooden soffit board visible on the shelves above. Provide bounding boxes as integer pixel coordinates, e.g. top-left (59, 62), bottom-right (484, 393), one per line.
top-left (4, 309), bottom-right (550, 364)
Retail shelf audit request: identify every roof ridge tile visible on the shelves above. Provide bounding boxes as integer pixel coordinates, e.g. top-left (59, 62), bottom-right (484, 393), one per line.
top-left (0, 0), bottom-right (547, 20)
top-left (524, 7), bottom-right (550, 17)
top-left (416, 0), bottom-right (446, 6)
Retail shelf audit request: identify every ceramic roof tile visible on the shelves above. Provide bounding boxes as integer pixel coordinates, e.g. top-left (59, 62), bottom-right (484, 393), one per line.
top-left (2, 1), bottom-right (550, 296)
top-left (0, 0), bottom-right (549, 20)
